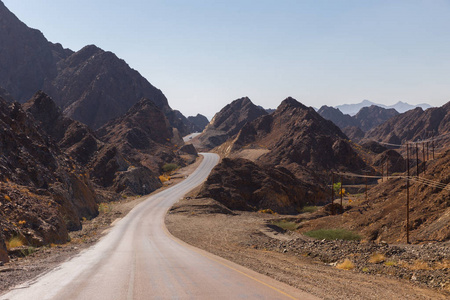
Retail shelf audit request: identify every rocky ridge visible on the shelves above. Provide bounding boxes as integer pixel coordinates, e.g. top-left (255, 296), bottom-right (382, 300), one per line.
top-left (197, 97), bottom-right (267, 149)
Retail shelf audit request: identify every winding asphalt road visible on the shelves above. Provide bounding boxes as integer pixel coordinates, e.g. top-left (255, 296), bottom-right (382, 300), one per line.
top-left (1, 153), bottom-right (318, 300)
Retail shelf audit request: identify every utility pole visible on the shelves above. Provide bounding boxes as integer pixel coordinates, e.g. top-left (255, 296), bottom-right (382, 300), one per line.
top-left (386, 160), bottom-right (389, 179)
top-left (416, 143), bottom-right (419, 176)
top-left (432, 140), bottom-right (435, 159)
top-left (427, 142), bottom-right (429, 161)
top-left (423, 142), bottom-right (426, 174)
top-left (381, 164), bottom-right (384, 182)
top-left (406, 143), bottom-right (410, 244)
top-left (340, 175), bottom-right (343, 208)
top-left (331, 172), bottom-right (334, 204)
top-left (365, 172), bottom-right (368, 202)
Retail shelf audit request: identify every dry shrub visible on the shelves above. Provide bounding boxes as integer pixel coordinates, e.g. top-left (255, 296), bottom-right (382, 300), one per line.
top-left (369, 252), bottom-right (386, 264)
top-left (6, 236), bottom-right (25, 250)
top-left (336, 259), bottom-right (355, 270)
top-left (434, 259), bottom-right (450, 270)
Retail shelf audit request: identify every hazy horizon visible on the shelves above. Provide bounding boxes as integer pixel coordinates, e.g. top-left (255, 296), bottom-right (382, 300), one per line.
top-left (3, 0), bottom-right (450, 118)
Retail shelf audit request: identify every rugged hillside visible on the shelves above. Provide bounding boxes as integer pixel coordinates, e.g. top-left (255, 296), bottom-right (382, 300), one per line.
top-left (0, 1), bottom-right (71, 102)
top-left (197, 158), bottom-right (317, 214)
top-left (0, 1), bottom-right (193, 133)
top-left (318, 105), bottom-right (398, 133)
top-left (317, 106), bottom-right (358, 129)
top-left (96, 98), bottom-right (189, 193)
top-left (354, 105), bottom-right (399, 132)
top-left (228, 98), bottom-right (369, 183)
top-left (197, 97), bottom-right (267, 149)
top-left (364, 102), bottom-right (450, 145)
top-left (0, 95), bottom-right (99, 251)
top-left (299, 149), bottom-right (450, 244)
top-left (187, 114), bottom-right (209, 132)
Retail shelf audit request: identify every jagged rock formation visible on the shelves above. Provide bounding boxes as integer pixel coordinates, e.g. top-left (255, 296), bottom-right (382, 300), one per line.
top-left (0, 95), bottom-right (99, 248)
top-left (0, 1), bottom-right (192, 133)
top-left (364, 102), bottom-right (450, 145)
top-left (317, 106), bottom-right (358, 129)
top-left (187, 114), bottom-right (209, 132)
top-left (318, 105), bottom-right (399, 133)
top-left (197, 158), bottom-right (316, 214)
top-left (96, 98), bottom-right (188, 193)
top-left (197, 97), bottom-right (267, 149)
top-left (354, 106), bottom-right (399, 132)
top-left (229, 98), bottom-right (369, 183)
top-left (342, 126), bottom-right (365, 142)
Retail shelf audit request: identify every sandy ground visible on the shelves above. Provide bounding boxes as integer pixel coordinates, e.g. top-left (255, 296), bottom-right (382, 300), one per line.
top-left (165, 197), bottom-right (449, 300)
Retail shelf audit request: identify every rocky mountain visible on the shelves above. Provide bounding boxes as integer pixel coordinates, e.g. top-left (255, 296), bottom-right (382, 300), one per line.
top-left (228, 98), bottom-right (369, 181)
top-left (96, 98), bottom-right (190, 193)
top-left (336, 100), bottom-right (431, 116)
top-left (187, 114), bottom-right (209, 132)
top-left (364, 102), bottom-right (450, 145)
top-left (317, 106), bottom-right (359, 129)
top-left (318, 105), bottom-right (399, 133)
top-left (353, 105), bottom-right (399, 132)
top-left (0, 1), bottom-right (192, 134)
top-left (197, 97), bottom-right (267, 149)
top-left (197, 158), bottom-right (316, 214)
top-left (0, 94), bottom-right (99, 252)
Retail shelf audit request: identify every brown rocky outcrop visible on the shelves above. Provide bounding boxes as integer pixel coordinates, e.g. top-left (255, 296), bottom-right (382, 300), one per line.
top-left (318, 105), bottom-right (398, 133)
top-left (342, 126), bottom-right (365, 142)
top-left (187, 114), bottom-right (209, 132)
top-left (197, 97), bottom-right (267, 149)
top-left (0, 227), bottom-right (8, 263)
top-left (354, 105), bottom-right (399, 132)
top-left (364, 102), bottom-right (450, 145)
top-left (317, 106), bottom-right (358, 129)
top-left (197, 158), bottom-right (316, 214)
top-left (0, 95), bottom-right (99, 248)
top-left (230, 98), bottom-right (369, 184)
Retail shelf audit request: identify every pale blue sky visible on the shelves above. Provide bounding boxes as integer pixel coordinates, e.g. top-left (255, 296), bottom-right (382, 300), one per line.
top-left (3, 0), bottom-right (450, 118)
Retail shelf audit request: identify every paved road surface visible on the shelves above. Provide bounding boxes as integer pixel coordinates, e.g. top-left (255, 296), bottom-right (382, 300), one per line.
top-left (1, 153), bottom-right (318, 300)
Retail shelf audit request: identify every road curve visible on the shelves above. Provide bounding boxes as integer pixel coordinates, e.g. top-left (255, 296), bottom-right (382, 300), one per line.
top-left (1, 153), bottom-right (318, 300)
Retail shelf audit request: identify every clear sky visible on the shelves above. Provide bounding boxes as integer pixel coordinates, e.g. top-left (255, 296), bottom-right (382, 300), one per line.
top-left (3, 0), bottom-right (450, 118)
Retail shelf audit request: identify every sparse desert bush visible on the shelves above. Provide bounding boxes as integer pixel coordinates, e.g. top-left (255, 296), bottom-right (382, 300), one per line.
top-left (369, 252), bottom-right (386, 264)
top-left (162, 163), bottom-right (178, 173)
top-left (336, 259), bottom-right (355, 270)
top-left (6, 236), bottom-right (25, 250)
top-left (304, 229), bottom-right (361, 241)
top-left (300, 206), bottom-right (318, 213)
top-left (271, 220), bottom-right (299, 231)
top-left (258, 209), bottom-right (276, 214)
top-left (98, 203), bottom-right (111, 214)
top-left (384, 261), bottom-right (397, 267)
top-left (159, 175), bottom-right (171, 183)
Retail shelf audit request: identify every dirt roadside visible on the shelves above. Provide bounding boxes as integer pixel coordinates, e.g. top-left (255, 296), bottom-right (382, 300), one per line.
top-left (165, 196), bottom-right (449, 300)
top-left (0, 157), bottom-right (203, 294)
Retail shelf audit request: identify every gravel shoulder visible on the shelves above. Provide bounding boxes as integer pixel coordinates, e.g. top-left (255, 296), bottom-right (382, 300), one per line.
top-left (165, 197), bottom-right (449, 300)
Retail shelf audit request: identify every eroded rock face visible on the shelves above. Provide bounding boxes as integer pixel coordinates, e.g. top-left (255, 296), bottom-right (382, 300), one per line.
top-left (231, 98), bottom-right (369, 181)
top-left (365, 102), bottom-right (450, 144)
top-left (197, 97), bottom-right (267, 149)
top-left (0, 227), bottom-right (8, 263)
top-left (197, 158), bottom-right (316, 214)
top-left (0, 95), bottom-right (98, 247)
top-left (187, 114), bottom-right (209, 132)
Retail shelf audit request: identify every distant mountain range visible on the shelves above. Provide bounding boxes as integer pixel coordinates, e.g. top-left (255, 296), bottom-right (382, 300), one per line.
top-left (336, 100), bottom-right (432, 116)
